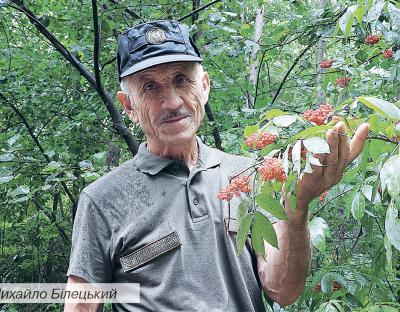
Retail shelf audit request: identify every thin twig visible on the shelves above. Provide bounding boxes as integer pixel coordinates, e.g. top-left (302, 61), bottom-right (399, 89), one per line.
top-left (178, 0), bottom-right (221, 21)
top-left (92, 0), bottom-right (102, 89)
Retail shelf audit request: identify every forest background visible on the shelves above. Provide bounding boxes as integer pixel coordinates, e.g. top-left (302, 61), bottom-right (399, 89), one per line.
top-left (1, 0), bottom-right (400, 311)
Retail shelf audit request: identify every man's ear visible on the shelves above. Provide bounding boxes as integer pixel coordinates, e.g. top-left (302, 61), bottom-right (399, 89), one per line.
top-left (117, 91), bottom-right (138, 123)
top-left (201, 71), bottom-right (210, 105)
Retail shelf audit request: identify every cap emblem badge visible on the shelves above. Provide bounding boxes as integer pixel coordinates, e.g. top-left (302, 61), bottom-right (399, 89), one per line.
top-left (146, 27), bottom-right (166, 44)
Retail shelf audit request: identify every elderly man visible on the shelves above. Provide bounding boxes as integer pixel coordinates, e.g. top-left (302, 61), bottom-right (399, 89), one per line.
top-left (65, 20), bottom-right (368, 311)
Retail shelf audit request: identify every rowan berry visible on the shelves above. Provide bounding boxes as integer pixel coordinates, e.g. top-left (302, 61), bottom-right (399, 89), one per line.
top-left (313, 282), bottom-right (321, 293)
top-left (245, 132), bottom-right (277, 149)
top-left (332, 281), bottom-right (342, 291)
top-left (335, 77), bottom-right (351, 88)
top-left (231, 175), bottom-right (251, 193)
top-left (365, 35), bottom-right (380, 45)
top-left (303, 103), bottom-right (333, 125)
top-left (319, 59), bottom-right (333, 68)
top-left (257, 157), bottom-right (287, 182)
top-left (383, 48), bottom-right (394, 59)
top-left (217, 175), bottom-right (251, 201)
top-left (216, 187), bottom-right (234, 201)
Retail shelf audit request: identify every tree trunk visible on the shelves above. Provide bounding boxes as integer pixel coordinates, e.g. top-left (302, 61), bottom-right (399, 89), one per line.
top-left (247, 6), bottom-right (265, 109)
top-left (316, 0), bottom-right (327, 104)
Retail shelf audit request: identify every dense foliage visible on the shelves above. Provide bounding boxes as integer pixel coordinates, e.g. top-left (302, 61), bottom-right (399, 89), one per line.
top-left (1, 0), bottom-right (399, 311)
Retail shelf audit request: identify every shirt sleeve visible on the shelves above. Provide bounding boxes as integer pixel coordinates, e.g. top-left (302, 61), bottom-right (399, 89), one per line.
top-left (66, 192), bottom-right (113, 283)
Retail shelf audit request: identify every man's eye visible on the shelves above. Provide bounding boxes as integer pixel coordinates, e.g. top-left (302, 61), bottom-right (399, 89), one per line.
top-left (143, 82), bottom-right (156, 92)
top-left (175, 75), bottom-right (190, 85)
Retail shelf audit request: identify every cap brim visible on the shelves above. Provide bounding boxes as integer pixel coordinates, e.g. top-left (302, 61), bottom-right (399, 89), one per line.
top-left (120, 54), bottom-right (203, 79)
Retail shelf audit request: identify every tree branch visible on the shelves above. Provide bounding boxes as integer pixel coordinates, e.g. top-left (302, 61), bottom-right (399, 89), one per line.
top-left (9, 0), bottom-right (139, 156)
top-left (178, 0), bottom-right (221, 21)
top-left (33, 198), bottom-right (70, 243)
top-left (92, 0), bottom-right (102, 90)
top-left (270, 38), bottom-right (319, 107)
top-left (1, 92), bottom-right (77, 215)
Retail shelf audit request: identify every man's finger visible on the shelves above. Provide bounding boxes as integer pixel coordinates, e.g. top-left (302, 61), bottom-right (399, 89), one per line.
top-left (336, 122), bottom-right (350, 174)
top-left (349, 123), bottom-right (369, 162)
top-left (323, 124), bottom-right (339, 180)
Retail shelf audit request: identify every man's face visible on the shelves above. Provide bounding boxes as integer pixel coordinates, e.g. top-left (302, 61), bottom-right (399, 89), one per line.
top-left (119, 62), bottom-right (210, 151)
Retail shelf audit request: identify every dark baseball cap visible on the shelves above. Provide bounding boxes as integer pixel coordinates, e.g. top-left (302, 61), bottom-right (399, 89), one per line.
top-left (117, 20), bottom-right (203, 81)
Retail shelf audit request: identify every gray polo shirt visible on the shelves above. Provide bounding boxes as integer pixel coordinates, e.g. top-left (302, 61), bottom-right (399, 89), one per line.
top-left (67, 138), bottom-right (267, 311)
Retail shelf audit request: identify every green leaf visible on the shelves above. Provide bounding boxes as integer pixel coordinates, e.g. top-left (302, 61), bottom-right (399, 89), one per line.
top-left (351, 191), bottom-right (365, 220)
top-left (289, 125), bottom-right (331, 143)
top-left (303, 137), bottom-right (330, 154)
top-left (321, 273), bottom-right (334, 293)
top-left (387, 3), bottom-right (400, 25)
top-left (255, 194), bottom-right (287, 220)
top-left (309, 217), bottom-right (330, 253)
top-left (339, 9), bottom-right (352, 35)
top-left (260, 143), bottom-right (280, 157)
top-left (369, 139), bottom-right (387, 162)
top-left (9, 185), bottom-right (30, 197)
top-left (0, 153), bottom-right (14, 162)
top-left (251, 222), bottom-right (265, 256)
top-left (272, 115), bottom-right (297, 128)
top-left (344, 14), bottom-right (355, 38)
top-left (385, 199), bottom-right (400, 251)
top-left (358, 140), bottom-right (370, 177)
top-left (252, 211), bottom-right (278, 251)
top-left (261, 109), bottom-right (287, 122)
top-left (358, 97), bottom-right (400, 120)
top-left (368, 114), bottom-right (379, 132)
top-left (236, 214), bottom-right (252, 255)
top-left (366, 0), bottom-right (385, 22)
top-left (42, 161), bottom-right (64, 173)
top-left (0, 175), bottom-right (13, 184)
top-left (81, 172), bottom-right (100, 182)
top-left (353, 5), bottom-right (365, 24)
top-left (244, 125), bottom-right (259, 137)
top-left (7, 135), bottom-right (20, 147)
top-left (380, 154), bottom-right (400, 198)
top-left (237, 199), bottom-right (250, 225)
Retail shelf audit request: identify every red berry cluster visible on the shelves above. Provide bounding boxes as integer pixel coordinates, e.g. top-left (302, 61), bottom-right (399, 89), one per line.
top-left (313, 281), bottom-right (341, 293)
top-left (335, 77), bottom-right (351, 88)
top-left (319, 190), bottom-right (329, 202)
top-left (245, 132), bottom-right (277, 149)
top-left (303, 104), bottom-right (333, 126)
top-left (365, 35), bottom-right (380, 45)
top-left (257, 157), bottom-right (287, 182)
top-left (383, 48), bottom-right (394, 59)
top-left (217, 175), bottom-right (251, 201)
top-left (319, 59), bottom-right (333, 68)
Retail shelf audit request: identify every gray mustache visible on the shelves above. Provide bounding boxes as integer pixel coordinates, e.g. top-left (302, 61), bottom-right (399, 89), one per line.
top-left (160, 110), bottom-right (191, 123)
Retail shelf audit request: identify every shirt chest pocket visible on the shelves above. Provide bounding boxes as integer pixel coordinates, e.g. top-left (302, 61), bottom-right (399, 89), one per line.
top-left (119, 230), bottom-right (182, 273)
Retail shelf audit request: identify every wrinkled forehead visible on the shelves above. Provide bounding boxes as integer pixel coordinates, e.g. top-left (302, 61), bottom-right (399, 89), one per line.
top-left (133, 62), bottom-right (200, 81)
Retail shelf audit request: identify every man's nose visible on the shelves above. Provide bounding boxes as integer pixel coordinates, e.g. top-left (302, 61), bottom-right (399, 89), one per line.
top-left (160, 87), bottom-right (184, 110)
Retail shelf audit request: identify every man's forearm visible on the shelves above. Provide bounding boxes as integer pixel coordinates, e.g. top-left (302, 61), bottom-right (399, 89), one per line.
top-left (257, 197), bottom-right (311, 306)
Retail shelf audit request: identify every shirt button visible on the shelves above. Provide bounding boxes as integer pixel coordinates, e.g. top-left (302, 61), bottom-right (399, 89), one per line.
top-left (173, 163), bottom-right (179, 170)
top-left (192, 198), bottom-right (199, 205)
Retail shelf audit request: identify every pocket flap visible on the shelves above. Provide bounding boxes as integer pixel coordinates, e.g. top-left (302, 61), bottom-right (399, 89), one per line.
top-left (120, 231), bottom-right (181, 272)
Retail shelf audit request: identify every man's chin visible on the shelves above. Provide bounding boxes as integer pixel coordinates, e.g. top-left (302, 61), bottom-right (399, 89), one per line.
top-left (158, 131), bottom-right (197, 146)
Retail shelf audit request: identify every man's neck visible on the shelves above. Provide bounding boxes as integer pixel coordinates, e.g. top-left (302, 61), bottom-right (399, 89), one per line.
top-left (147, 138), bottom-right (199, 171)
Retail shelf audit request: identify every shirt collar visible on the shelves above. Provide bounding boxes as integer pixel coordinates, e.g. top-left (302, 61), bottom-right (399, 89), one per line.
top-left (133, 137), bottom-right (222, 175)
